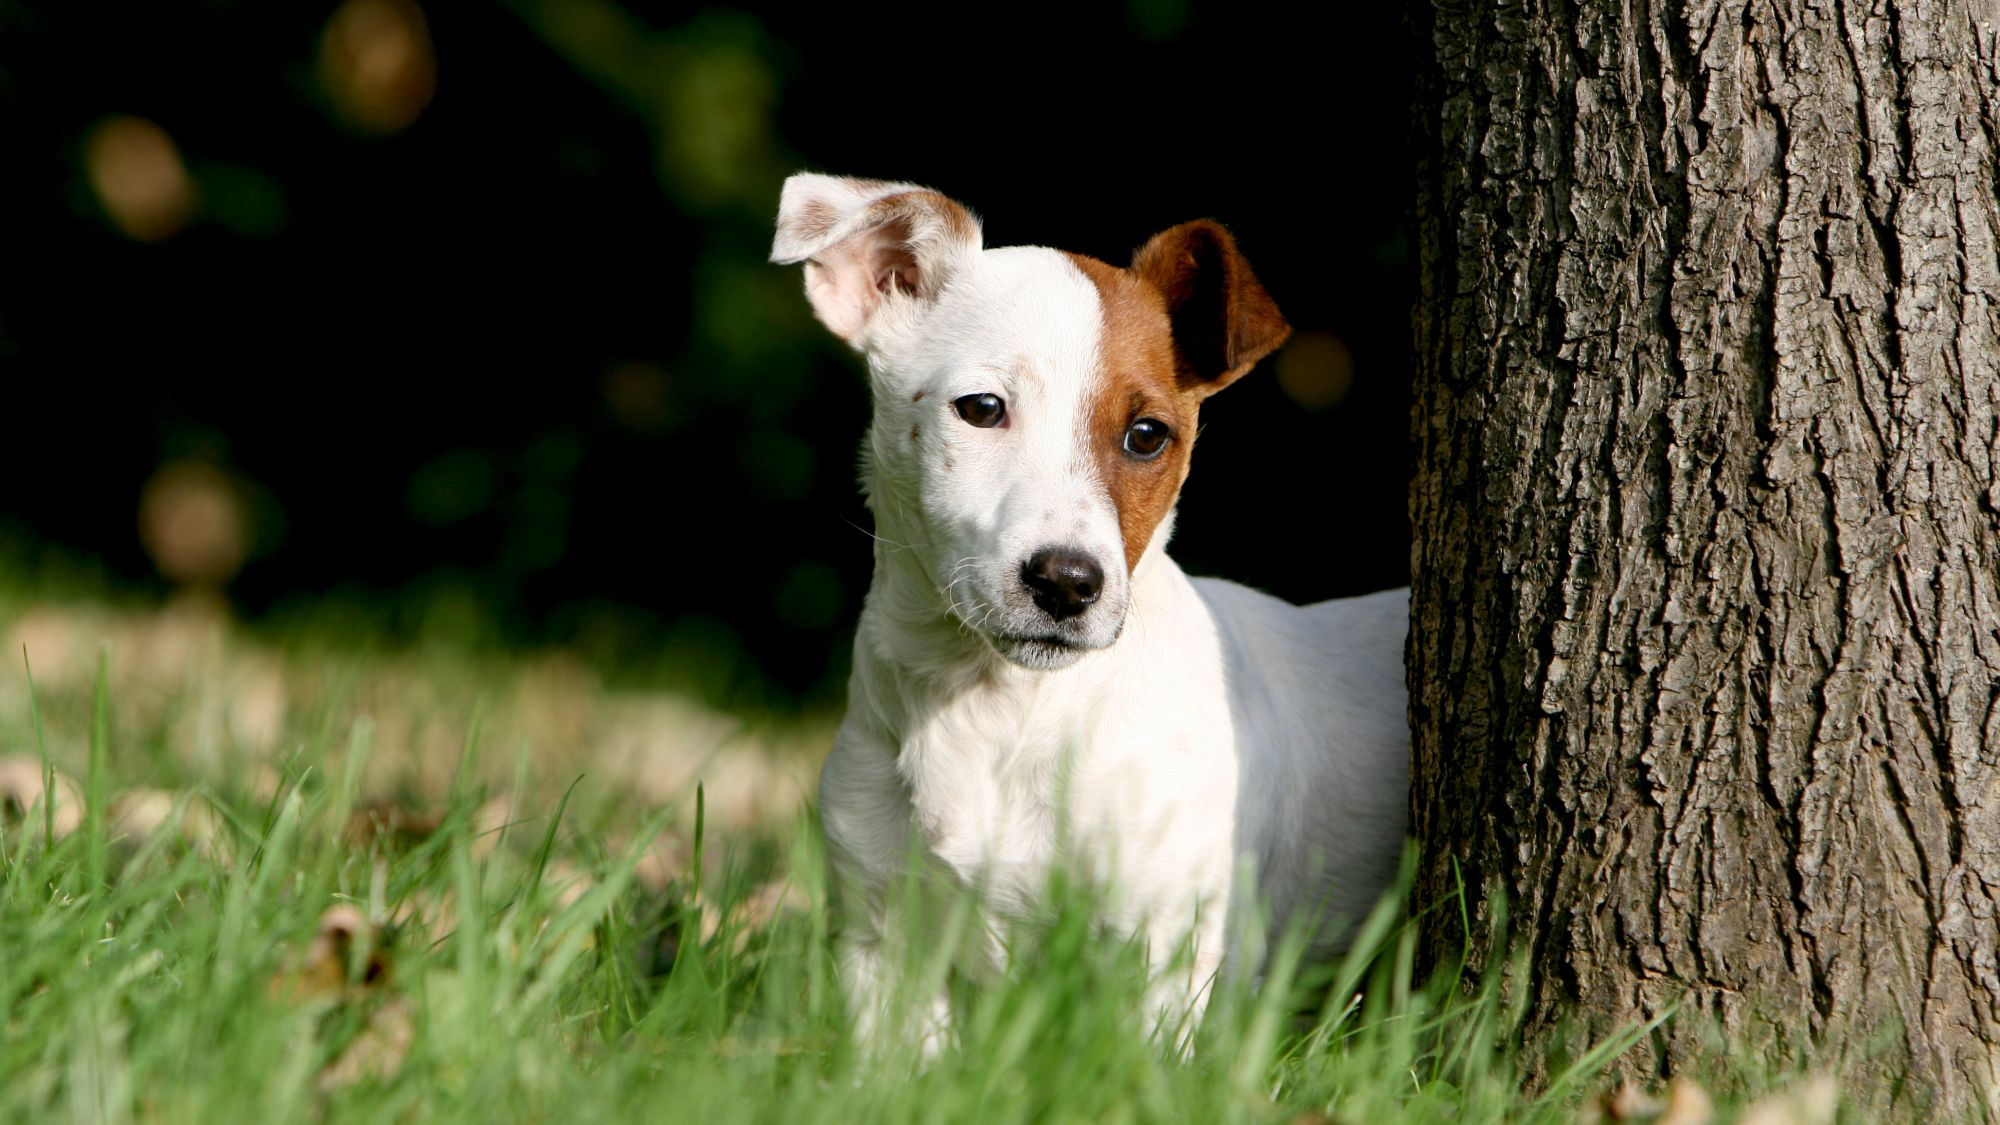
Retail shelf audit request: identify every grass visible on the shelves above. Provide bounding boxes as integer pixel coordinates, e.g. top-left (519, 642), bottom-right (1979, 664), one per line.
top-left (0, 589), bottom-right (1844, 1123)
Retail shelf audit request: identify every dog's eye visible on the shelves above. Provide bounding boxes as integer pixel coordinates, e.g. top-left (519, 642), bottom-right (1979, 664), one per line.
top-left (954, 393), bottom-right (1006, 428)
top-left (1123, 418), bottom-right (1171, 459)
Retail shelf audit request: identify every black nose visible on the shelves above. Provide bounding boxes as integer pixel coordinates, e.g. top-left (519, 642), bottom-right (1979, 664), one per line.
top-left (1021, 549), bottom-right (1104, 622)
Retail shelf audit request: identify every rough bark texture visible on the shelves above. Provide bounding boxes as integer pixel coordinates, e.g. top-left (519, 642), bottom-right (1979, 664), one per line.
top-left (1410, 0), bottom-right (2000, 1112)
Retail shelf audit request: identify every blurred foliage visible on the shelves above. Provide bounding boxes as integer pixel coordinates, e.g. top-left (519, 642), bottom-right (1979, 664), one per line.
top-left (0, 0), bottom-right (1414, 709)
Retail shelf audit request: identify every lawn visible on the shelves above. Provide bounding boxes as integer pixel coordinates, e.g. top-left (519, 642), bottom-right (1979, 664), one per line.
top-left (0, 583), bottom-right (1842, 1123)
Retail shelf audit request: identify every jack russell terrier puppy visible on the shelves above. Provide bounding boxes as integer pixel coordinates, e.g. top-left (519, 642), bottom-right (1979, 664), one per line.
top-left (771, 172), bottom-right (1409, 1053)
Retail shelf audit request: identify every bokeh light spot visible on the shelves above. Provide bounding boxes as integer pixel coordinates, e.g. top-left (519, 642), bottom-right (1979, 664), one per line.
top-left (139, 462), bottom-right (250, 588)
top-left (1275, 330), bottom-right (1356, 411)
top-left (656, 30), bottom-right (776, 211)
top-left (85, 116), bottom-right (198, 242)
top-left (318, 0), bottom-right (437, 135)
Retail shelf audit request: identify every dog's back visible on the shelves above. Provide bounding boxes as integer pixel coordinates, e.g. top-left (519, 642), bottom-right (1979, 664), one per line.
top-left (1194, 581), bottom-right (1410, 963)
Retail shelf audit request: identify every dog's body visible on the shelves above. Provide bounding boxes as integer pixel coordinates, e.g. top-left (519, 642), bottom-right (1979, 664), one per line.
top-left (771, 173), bottom-right (1408, 1050)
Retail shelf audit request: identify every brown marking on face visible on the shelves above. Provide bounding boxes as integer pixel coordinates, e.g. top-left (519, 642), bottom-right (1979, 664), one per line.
top-left (1063, 253), bottom-right (1200, 573)
top-left (1064, 225), bottom-right (1288, 573)
top-left (909, 425), bottom-right (920, 443)
top-left (912, 390), bottom-right (926, 402)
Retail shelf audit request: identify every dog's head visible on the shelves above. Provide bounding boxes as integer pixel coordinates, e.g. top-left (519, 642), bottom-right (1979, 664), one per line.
top-left (772, 173), bottom-right (1288, 671)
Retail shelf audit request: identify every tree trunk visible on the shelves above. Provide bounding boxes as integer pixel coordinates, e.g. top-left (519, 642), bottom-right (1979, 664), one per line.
top-left (1409, 0), bottom-right (2000, 1112)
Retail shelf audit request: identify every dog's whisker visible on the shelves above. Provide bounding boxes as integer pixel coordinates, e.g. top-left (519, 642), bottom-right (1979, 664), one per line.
top-left (973, 602), bottom-right (1005, 633)
top-left (938, 557), bottom-right (989, 614)
top-left (951, 600), bottom-right (990, 637)
top-left (846, 515), bottom-right (921, 554)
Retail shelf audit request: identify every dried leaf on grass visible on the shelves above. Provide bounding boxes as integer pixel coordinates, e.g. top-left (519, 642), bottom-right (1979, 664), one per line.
top-left (540, 858), bottom-right (596, 911)
top-left (1737, 1076), bottom-right (1837, 1125)
top-left (641, 877), bottom-right (812, 973)
top-left (627, 831), bottom-right (688, 893)
top-left (270, 905), bottom-right (392, 1001)
top-left (317, 998), bottom-right (415, 1092)
top-left (1579, 1073), bottom-right (1835, 1125)
top-left (107, 788), bottom-right (229, 860)
top-left (342, 797), bottom-right (528, 860)
top-left (387, 889), bottom-right (456, 940)
top-left (1579, 1077), bottom-right (1712, 1124)
top-left (468, 797), bottom-right (517, 858)
top-left (718, 878), bottom-right (810, 938)
top-left (0, 756), bottom-right (85, 840)
top-left (342, 801), bottom-right (448, 848)
top-left (266, 905), bottom-right (417, 1091)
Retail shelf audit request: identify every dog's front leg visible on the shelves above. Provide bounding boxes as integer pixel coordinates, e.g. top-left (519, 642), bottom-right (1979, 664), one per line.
top-left (1137, 902), bottom-right (1227, 1056)
top-left (822, 727), bottom-right (954, 1062)
top-left (831, 899), bottom-right (954, 1062)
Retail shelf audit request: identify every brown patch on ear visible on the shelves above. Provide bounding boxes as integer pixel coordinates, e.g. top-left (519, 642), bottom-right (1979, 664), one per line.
top-left (1065, 253), bottom-right (1201, 573)
top-left (776, 178), bottom-right (983, 344)
top-left (849, 190), bottom-right (979, 301)
top-left (1131, 220), bottom-right (1290, 396)
top-left (888, 191), bottom-right (982, 257)
top-left (792, 198), bottom-right (840, 247)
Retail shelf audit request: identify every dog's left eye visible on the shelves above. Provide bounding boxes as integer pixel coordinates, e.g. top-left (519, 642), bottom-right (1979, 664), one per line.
top-left (954, 393), bottom-right (1006, 428)
top-left (1123, 418), bottom-right (1171, 459)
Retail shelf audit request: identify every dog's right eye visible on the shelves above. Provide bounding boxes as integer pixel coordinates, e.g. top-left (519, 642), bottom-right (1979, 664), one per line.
top-left (953, 393), bottom-right (1006, 428)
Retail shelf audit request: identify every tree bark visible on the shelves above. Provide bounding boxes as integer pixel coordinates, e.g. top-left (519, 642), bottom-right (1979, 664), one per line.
top-left (1410, 0), bottom-right (2000, 1112)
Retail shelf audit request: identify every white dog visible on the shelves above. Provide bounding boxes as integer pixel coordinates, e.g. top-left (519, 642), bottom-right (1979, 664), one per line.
top-left (771, 173), bottom-right (1409, 1052)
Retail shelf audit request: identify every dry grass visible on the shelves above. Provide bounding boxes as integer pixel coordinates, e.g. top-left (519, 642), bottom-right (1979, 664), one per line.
top-left (1, 592), bottom-right (828, 844)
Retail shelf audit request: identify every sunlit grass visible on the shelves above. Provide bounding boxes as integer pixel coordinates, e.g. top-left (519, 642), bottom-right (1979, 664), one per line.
top-left (0, 587), bottom-right (1855, 1122)
top-left (0, 768), bottom-right (1546, 1122)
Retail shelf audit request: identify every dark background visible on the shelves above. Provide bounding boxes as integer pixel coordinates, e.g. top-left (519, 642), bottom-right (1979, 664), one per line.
top-left (0, 0), bottom-right (1415, 710)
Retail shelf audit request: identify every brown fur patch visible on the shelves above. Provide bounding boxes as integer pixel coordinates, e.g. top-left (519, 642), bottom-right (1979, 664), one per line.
top-left (1131, 221), bottom-right (1290, 393)
top-left (849, 189), bottom-right (980, 300)
top-left (1064, 253), bottom-right (1199, 573)
top-left (792, 198), bottom-right (840, 247)
top-left (1065, 225), bottom-right (1288, 572)
top-left (878, 189), bottom-right (979, 248)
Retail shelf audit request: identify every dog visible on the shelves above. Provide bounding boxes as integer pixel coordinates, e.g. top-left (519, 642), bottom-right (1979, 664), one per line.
top-left (770, 172), bottom-right (1409, 1054)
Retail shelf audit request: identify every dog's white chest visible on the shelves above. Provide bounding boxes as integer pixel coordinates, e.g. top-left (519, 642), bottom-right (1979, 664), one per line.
top-left (880, 620), bottom-right (1244, 928)
top-left (913, 775), bottom-right (1057, 915)
top-left (897, 688), bottom-right (1073, 911)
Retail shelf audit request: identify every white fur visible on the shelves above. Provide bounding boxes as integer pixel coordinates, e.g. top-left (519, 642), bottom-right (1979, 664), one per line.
top-left (773, 173), bottom-right (1410, 1054)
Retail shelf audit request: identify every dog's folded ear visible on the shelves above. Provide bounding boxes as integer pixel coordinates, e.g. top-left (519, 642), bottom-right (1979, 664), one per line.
top-left (770, 173), bottom-right (983, 347)
top-left (1132, 221), bottom-right (1290, 396)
